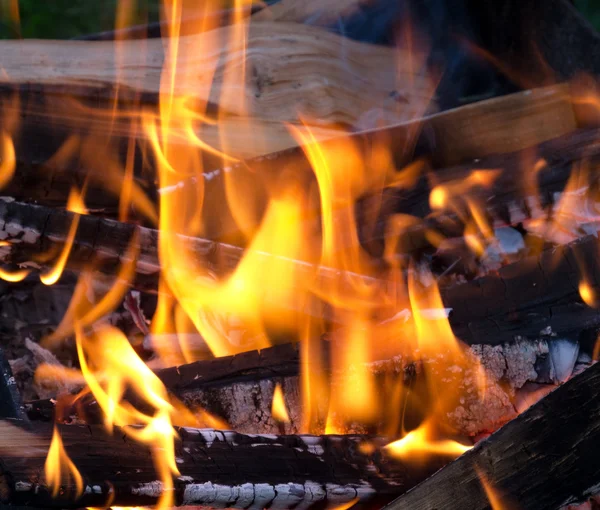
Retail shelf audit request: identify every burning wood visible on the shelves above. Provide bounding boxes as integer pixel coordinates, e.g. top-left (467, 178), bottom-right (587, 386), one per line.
top-left (386, 359), bottom-right (600, 510)
top-left (1, 0), bottom-right (600, 508)
top-left (0, 423), bottom-right (424, 508)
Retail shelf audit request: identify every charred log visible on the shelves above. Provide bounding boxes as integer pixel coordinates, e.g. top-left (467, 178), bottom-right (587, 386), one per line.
top-left (2, 198), bottom-right (600, 345)
top-left (385, 359), bottom-right (600, 510)
top-left (0, 423), bottom-right (435, 509)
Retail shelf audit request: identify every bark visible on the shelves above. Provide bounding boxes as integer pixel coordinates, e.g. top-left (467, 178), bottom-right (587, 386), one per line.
top-left (0, 423), bottom-right (434, 509)
top-left (385, 360), bottom-right (600, 510)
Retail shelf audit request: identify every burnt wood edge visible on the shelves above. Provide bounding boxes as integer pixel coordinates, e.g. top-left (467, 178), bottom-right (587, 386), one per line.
top-left (384, 360), bottom-right (600, 510)
top-left (0, 424), bottom-right (437, 509)
top-left (3, 198), bottom-right (600, 344)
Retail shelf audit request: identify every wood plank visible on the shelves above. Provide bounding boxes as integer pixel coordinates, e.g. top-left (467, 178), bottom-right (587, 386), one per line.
top-left (385, 361), bottom-right (600, 510)
top-left (0, 21), bottom-right (434, 127)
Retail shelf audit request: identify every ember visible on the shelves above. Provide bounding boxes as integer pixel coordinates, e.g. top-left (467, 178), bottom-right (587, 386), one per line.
top-left (0, 0), bottom-right (599, 509)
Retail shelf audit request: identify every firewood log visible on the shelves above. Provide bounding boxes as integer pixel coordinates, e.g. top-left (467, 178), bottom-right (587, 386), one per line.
top-left (5, 358), bottom-right (598, 508)
top-left (1, 83), bottom-right (577, 240)
top-left (385, 360), bottom-right (600, 510)
top-left (1, 198), bottom-right (600, 346)
top-left (0, 422), bottom-right (432, 509)
top-left (0, 21), bottom-right (434, 128)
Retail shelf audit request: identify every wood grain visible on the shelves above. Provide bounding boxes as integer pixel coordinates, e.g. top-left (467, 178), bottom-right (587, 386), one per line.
top-left (0, 21), bottom-right (434, 127)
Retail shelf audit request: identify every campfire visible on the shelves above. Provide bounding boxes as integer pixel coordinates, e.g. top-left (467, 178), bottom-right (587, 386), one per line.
top-left (1, 0), bottom-right (600, 509)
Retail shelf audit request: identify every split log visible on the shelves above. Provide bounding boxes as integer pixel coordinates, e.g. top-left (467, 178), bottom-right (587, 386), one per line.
top-left (0, 21), bottom-right (433, 128)
top-left (158, 338), bottom-right (580, 436)
top-left (0, 423), bottom-right (434, 509)
top-left (385, 359), bottom-right (600, 510)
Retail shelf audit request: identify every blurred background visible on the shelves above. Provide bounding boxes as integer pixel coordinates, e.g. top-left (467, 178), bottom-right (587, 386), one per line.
top-left (0, 0), bottom-right (599, 39)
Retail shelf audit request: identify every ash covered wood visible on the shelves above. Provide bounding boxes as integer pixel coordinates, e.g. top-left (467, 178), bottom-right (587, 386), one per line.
top-left (158, 338), bottom-right (585, 437)
top-left (0, 424), bottom-right (436, 509)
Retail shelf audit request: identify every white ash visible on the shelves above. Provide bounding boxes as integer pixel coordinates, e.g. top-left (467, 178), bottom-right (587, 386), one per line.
top-left (549, 339), bottom-right (580, 383)
top-left (502, 339), bottom-right (549, 388)
top-left (131, 480), bottom-right (164, 498)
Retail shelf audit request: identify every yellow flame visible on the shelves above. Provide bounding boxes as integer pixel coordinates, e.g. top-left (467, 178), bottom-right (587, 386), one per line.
top-left (45, 426), bottom-right (84, 498)
top-left (75, 323), bottom-right (195, 509)
top-left (40, 188), bottom-right (88, 286)
top-left (385, 423), bottom-right (471, 461)
top-left (328, 498), bottom-right (359, 510)
top-left (0, 267), bottom-right (29, 282)
top-left (271, 383), bottom-right (290, 423)
top-left (579, 281), bottom-right (596, 307)
top-left (0, 132), bottom-right (15, 189)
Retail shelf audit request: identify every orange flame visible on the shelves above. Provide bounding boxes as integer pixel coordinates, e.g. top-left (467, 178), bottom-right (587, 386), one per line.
top-left (477, 468), bottom-right (517, 510)
top-left (40, 188), bottom-right (88, 286)
top-left (45, 426), bottom-right (84, 498)
top-left (0, 267), bottom-right (29, 282)
top-left (271, 383), bottom-right (291, 423)
top-left (385, 422), bottom-right (471, 461)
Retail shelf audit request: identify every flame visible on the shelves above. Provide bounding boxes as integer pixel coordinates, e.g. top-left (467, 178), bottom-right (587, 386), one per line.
top-left (579, 281), bottom-right (596, 307)
top-left (40, 188), bottom-right (88, 286)
top-left (18, 0), bottom-right (540, 495)
top-left (385, 422), bottom-right (471, 461)
top-left (45, 426), bottom-right (84, 499)
top-left (74, 322), bottom-right (196, 509)
top-left (328, 498), bottom-right (359, 510)
top-left (477, 468), bottom-right (516, 510)
top-left (271, 383), bottom-right (291, 423)
top-left (0, 267), bottom-right (29, 282)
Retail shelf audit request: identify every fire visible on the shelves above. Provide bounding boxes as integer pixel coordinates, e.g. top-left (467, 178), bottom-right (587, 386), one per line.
top-left (579, 281), bottom-right (596, 307)
top-left (271, 383), bottom-right (291, 423)
top-left (45, 426), bottom-right (84, 498)
top-left (385, 422), bottom-right (471, 461)
top-left (0, 267), bottom-right (29, 282)
top-left (477, 468), bottom-right (515, 510)
top-left (40, 187), bottom-right (88, 286)
top-left (12, 0), bottom-right (562, 503)
top-left (73, 322), bottom-right (197, 509)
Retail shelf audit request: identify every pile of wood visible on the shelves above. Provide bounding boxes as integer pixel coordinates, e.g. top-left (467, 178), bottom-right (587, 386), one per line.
top-left (1, 0), bottom-right (600, 509)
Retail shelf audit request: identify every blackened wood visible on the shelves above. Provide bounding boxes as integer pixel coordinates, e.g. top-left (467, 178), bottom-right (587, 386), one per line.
top-left (3, 198), bottom-right (600, 344)
top-left (385, 361), bottom-right (600, 510)
top-left (0, 347), bottom-right (28, 423)
top-left (0, 423), bottom-right (434, 508)
top-left (155, 343), bottom-right (302, 391)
